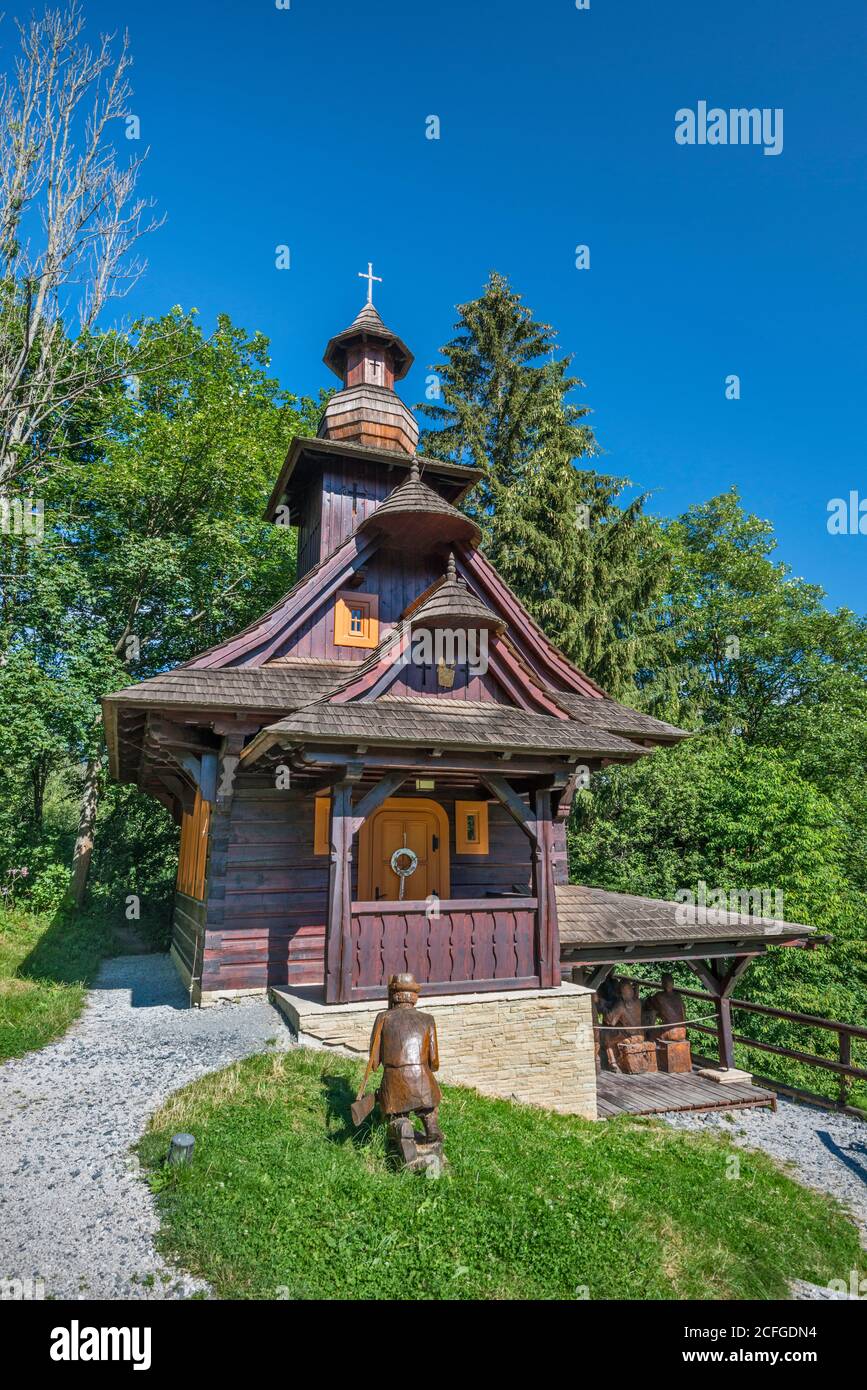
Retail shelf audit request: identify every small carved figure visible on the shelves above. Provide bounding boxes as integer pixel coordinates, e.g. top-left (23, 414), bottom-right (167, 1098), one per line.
top-left (601, 981), bottom-right (657, 1073)
top-left (645, 973), bottom-right (692, 1073)
top-left (646, 973), bottom-right (687, 1039)
top-left (353, 973), bottom-right (446, 1173)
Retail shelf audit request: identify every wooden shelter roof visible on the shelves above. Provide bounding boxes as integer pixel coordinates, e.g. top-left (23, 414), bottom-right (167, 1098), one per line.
top-left (242, 696), bottom-right (653, 762)
top-left (556, 884), bottom-right (815, 949)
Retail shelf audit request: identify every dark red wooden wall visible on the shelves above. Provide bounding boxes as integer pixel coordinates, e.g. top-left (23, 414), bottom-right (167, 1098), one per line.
top-left (177, 780), bottom-right (540, 997)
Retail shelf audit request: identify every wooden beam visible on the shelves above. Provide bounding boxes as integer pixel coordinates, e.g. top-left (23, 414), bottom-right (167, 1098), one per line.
top-left (686, 956), bottom-right (759, 1069)
top-left (687, 959), bottom-right (721, 996)
top-left (247, 745), bottom-right (572, 778)
top-left (351, 772), bottom-right (406, 831)
top-left (563, 940), bottom-right (776, 967)
top-left (199, 751), bottom-right (218, 804)
top-left (325, 781), bottom-right (355, 1005)
top-left (554, 764), bottom-right (592, 822)
top-left (154, 770), bottom-right (195, 816)
top-left (534, 786), bottom-right (560, 988)
top-left (583, 964), bottom-right (615, 992)
top-left (719, 953), bottom-right (760, 997)
top-left (480, 773), bottom-right (538, 843)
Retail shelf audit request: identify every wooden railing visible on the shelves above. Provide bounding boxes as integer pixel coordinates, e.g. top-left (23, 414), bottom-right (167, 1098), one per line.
top-left (349, 897), bottom-right (539, 1000)
top-left (623, 976), bottom-right (867, 1115)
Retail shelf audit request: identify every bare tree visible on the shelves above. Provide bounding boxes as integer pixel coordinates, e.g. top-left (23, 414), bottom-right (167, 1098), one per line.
top-left (0, 2), bottom-right (163, 489)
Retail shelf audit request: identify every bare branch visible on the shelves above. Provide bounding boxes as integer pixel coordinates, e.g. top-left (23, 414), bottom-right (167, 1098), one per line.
top-left (0, 3), bottom-right (165, 487)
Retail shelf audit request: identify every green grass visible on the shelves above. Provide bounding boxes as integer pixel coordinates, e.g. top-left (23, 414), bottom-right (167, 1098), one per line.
top-left (0, 905), bottom-right (111, 1061)
top-left (139, 1047), bottom-right (866, 1301)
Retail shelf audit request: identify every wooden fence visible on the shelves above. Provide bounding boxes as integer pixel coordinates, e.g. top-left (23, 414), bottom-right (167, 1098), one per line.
top-left (624, 976), bottom-right (867, 1115)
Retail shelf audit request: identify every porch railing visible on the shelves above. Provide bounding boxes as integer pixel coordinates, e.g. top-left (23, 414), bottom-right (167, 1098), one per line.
top-left (623, 976), bottom-right (867, 1116)
top-left (349, 897), bottom-right (540, 1000)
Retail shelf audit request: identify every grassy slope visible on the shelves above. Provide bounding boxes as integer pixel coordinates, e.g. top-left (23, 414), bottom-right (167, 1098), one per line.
top-left (0, 906), bottom-right (111, 1062)
top-left (140, 1048), bottom-right (865, 1301)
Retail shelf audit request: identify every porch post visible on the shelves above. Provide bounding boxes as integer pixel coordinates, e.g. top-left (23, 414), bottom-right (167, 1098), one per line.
top-left (533, 787), bottom-right (560, 989)
top-left (715, 992), bottom-right (735, 1070)
top-left (688, 955), bottom-right (757, 1070)
top-left (325, 780), bottom-right (354, 1005)
top-left (324, 769), bottom-right (406, 1004)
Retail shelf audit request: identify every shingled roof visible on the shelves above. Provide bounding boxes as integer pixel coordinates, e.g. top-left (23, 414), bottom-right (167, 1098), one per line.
top-left (323, 302), bottom-right (413, 381)
top-left (243, 696), bottom-right (654, 763)
top-left (550, 692), bottom-right (689, 743)
top-left (406, 553), bottom-right (505, 632)
top-left (556, 884), bottom-right (815, 948)
top-left (358, 461), bottom-right (481, 547)
top-left (103, 661), bottom-right (355, 712)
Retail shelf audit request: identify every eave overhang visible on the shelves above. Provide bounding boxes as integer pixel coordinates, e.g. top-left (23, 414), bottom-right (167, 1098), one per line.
top-left (264, 436), bottom-right (482, 523)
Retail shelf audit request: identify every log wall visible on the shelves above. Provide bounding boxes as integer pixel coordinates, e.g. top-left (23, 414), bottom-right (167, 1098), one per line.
top-left (172, 782), bottom-right (536, 999)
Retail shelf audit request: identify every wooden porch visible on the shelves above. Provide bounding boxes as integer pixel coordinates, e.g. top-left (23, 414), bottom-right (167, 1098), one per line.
top-left (348, 897), bottom-right (539, 999)
top-left (596, 1066), bottom-right (776, 1119)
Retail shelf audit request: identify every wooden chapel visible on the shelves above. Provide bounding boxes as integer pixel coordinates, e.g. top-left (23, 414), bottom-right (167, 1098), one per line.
top-left (104, 281), bottom-right (710, 1008)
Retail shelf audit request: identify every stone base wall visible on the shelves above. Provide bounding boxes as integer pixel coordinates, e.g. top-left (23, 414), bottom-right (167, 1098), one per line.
top-left (270, 983), bottom-right (597, 1120)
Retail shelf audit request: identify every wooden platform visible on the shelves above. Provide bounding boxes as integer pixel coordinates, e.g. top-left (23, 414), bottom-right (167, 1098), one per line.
top-left (596, 1067), bottom-right (776, 1119)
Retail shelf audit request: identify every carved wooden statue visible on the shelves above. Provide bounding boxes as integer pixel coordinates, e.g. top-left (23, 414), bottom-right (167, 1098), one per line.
top-left (353, 973), bottom-right (447, 1173)
top-left (645, 973), bottom-right (692, 1073)
top-left (602, 981), bottom-right (658, 1074)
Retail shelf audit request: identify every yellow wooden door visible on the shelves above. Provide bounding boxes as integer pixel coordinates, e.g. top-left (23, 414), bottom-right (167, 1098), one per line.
top-left (360, 799), bottom-right (449, 901)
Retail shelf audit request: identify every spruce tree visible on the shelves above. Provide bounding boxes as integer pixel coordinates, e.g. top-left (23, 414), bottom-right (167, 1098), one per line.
top-left (418, 272), bottom-right (670, 696)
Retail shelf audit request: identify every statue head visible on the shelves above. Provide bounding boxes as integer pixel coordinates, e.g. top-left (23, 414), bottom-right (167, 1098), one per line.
top-left (388, 973), bottom-right (420, 1008)
top-left (662, 972), bottom-right (675, 991)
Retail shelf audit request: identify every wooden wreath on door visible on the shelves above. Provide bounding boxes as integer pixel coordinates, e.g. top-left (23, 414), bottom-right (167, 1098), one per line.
top-left (390, 846), bottom-right (418, 900)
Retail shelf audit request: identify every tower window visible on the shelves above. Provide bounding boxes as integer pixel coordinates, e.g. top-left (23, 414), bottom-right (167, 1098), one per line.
top-left (334, 589), bottom-right (379, 648)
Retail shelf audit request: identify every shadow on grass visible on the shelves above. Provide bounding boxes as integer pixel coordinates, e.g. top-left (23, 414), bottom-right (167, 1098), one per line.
top-left (17, 905), bottom-right (111, 987)
top-left (321, 1072), bottom-right (380, 1147)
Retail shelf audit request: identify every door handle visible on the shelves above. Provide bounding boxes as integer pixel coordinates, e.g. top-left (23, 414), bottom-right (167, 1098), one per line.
top-left (432, 835), bottom-right (439, 851)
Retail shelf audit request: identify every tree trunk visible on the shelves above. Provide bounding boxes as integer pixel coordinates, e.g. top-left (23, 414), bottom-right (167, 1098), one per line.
top-left (70, 754), bottom-right (102, 907)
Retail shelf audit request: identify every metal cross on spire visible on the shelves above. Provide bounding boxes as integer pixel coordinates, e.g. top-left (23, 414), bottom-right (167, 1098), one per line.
top-left (358, 261), bottom-right (382, 305)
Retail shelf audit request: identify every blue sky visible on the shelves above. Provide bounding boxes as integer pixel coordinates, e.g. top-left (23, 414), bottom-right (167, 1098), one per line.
top-left (77, 0), bottom-right (866, 611)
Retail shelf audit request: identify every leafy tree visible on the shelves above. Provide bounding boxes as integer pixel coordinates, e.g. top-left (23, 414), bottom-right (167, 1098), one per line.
top-left (650, 489), bottom-right (867, 740)
top-left (569, 736), bottom-right (867, 1095)
top-left (0, 308), bottom-right (327, 913)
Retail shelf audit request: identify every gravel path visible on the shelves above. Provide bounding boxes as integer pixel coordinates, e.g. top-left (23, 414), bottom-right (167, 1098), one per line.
top-left (4, 958), bottom-right (865, 1302)
top-left (0, 954), bottom-right (292, 1300)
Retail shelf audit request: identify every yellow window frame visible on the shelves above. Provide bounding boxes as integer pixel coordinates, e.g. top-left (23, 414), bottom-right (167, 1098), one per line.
top-left (456, 800), bottom-right (489, 855)
top-left (334, 590), bottom-right (379, 649)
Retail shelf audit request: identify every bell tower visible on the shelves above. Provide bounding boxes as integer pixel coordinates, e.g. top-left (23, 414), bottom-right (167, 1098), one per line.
top-left (318, 263), bottom-right (419, 455)
top-left (266, 269), bottom-right (479, 578)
